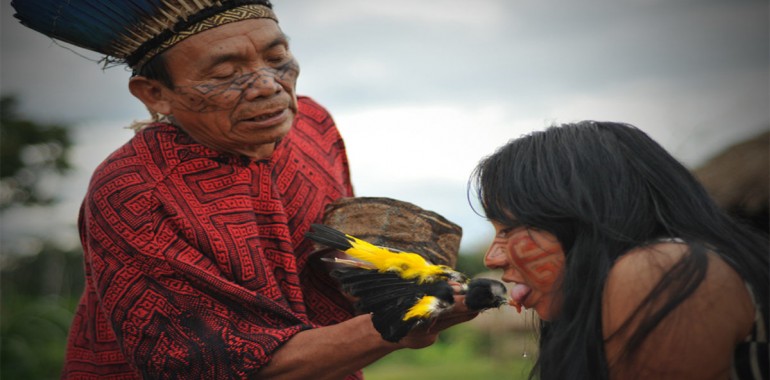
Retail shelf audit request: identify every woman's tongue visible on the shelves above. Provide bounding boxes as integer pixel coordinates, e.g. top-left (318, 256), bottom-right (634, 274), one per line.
top-left (511, 283), bottom-right (532, 305)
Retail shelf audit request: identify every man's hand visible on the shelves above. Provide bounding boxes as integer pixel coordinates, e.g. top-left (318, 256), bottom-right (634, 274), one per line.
top-left (396, 295), bottom-right (479, 349)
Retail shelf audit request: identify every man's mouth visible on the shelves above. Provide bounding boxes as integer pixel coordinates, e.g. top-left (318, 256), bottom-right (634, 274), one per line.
top-left (244, 109), bottom-right (285, 122)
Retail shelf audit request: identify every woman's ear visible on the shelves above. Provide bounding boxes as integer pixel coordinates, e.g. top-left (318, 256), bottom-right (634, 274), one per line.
top-left (128, 76), bottom-right (172, 116)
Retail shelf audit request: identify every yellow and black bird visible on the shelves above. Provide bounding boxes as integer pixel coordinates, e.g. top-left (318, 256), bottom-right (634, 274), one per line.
top-left (305, 223), bottom-right (508, 342)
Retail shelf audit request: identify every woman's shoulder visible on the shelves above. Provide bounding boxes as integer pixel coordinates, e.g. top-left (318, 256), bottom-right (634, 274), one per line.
top-left (606, 240), bottom-right (754, 330)
top-left (602, 240), bottom-right (756, 378)
top-left (611, 241), bottom-right (753, 295)
top-left (610, 241), bottom-right (690, 279)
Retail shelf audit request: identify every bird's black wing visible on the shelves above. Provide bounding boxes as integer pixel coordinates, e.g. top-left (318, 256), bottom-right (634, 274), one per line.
top-left (331, 267), bottom-right (435, 342)
top-left (305, 224), bottom-right (354, 251)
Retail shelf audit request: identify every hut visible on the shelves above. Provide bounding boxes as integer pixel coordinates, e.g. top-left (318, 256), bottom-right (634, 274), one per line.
top-left (693, 130), bottom-right (769, 233)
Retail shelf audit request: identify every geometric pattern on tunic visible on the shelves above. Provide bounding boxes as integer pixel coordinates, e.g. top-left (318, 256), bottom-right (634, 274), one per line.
top-left (62, 96), bottom-right (361, 379)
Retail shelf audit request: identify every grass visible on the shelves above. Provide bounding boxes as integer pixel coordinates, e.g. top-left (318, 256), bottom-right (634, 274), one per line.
top-left (1, 295), bottom-right (77, 379)
top-left (363, 325), bottom-right (535, 380)
top-left (364, 352), bottom-right (532, 380)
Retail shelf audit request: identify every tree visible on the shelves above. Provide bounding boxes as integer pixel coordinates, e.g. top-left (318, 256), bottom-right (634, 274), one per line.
top-left (1, 95), bottom-right (79, 379)
top-left (0, 95), bottom-right (72, 209)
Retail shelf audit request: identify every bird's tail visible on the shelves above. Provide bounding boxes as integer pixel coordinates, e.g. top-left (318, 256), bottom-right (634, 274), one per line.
top-left (320, 257), bottom-right (377, 270)
top-left (306, 224), bottom-right (355, 252)
top-left (307, 224), bottom-right (394, 266)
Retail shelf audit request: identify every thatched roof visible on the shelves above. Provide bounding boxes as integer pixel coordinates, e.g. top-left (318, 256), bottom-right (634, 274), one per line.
top-left (693, 130), bottom-right (769, 231)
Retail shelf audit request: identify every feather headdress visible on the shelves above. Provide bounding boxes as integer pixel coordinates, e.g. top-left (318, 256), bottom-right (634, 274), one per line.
top-left (11, 0), bottom-right (276, 69)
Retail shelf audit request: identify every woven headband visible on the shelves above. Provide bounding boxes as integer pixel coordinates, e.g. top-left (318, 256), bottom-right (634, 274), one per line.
top-left (131, 4), bottom-right (277, 69)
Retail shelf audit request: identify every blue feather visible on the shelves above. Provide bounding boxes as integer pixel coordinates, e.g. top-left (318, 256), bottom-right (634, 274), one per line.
top-left (11, 0), bottom-right (200, 57)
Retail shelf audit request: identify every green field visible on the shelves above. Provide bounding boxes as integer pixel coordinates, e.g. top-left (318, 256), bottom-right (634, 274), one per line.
top-left (364, 325), bottom-right (535, 380)
top-left (1, 250), bottom-right (538, 379)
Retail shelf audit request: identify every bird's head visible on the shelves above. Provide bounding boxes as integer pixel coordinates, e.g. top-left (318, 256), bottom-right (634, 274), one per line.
top-left (464, 278), bottom-right (509, 310)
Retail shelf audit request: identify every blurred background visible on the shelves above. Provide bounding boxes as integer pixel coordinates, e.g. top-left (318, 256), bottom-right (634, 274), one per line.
top-left (1, 0), bottom-right (767, 378)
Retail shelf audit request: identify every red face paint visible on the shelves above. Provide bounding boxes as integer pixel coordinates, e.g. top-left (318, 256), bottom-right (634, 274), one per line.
top-left (508, 229), bottom-right (564, 288)
top-left (486, 222), bottom-right (566, 321)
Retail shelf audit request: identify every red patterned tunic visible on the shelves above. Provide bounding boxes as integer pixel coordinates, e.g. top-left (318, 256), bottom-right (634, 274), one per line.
top-left (62, 97), bottom-right (359, 379)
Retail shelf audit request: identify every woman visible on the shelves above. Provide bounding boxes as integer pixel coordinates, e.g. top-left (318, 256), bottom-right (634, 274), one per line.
top-left (471, 121), bottom-right (768, 379)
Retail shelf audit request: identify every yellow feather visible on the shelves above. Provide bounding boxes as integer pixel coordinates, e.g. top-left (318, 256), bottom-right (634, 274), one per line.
top-left (345, 235), bottom-right (445, 283)
top-left (403, 296), bottom-right (440, 321)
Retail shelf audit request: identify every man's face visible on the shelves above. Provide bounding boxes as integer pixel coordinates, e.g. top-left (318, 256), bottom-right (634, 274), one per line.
top-left (160, 18), bottom-right (299, 159)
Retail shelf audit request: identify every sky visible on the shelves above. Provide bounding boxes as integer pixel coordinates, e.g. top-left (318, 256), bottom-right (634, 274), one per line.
top-left (1, 0), bottom-right (768, 255)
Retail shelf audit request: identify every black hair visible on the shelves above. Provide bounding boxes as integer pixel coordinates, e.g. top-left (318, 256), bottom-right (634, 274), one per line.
top-left (131, 0), bottom-right (275, 88)
top-left (470, 121), bottom-right (769, 379)
top-left (134, 52), bottom-right (174, 89)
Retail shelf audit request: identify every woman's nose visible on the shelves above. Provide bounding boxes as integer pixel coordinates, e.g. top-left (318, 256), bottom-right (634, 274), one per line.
top-left (484, 241), bottom-right (509, 269)
top-left (485, 239), bottom-right (526, 283)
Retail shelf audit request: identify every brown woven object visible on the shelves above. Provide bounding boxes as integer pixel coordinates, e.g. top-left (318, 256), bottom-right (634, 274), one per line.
top-left (693, 130), bottom-right (769, 233)
top-left (319, 197), bottom-right (463, 267)
top-left (693, 130), bottom-right (769, 217)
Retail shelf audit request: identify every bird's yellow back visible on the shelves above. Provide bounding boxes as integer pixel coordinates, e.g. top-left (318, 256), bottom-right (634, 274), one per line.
top-left (346, 235), bottom-right (444, 283)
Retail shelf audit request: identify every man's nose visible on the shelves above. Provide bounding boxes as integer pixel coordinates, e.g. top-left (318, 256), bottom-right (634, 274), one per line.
top-left (244, 71), bottom-right (282, 99)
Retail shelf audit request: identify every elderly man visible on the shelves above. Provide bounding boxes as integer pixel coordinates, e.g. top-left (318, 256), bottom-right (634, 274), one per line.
top-left (12, 1), bottom-right (476, 378)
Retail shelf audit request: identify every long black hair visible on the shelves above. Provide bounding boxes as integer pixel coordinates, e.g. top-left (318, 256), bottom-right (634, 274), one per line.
top-left (470, 121), bottom-right (768, 379)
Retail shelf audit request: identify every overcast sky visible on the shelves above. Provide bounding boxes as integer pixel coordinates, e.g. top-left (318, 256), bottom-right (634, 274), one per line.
top-left (1, 0), bottom-right (768, 254)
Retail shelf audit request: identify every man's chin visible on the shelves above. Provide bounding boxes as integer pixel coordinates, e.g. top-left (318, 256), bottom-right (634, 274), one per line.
top-left (254, 121), bottom-right (293, 146)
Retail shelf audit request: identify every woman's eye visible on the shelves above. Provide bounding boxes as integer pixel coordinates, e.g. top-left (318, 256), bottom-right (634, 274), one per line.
top-left (496, 228), bottom-right (513, 238)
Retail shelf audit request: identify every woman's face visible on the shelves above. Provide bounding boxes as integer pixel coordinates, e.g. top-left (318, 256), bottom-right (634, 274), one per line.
top-left (484, 221), bottom-right (566, 320)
